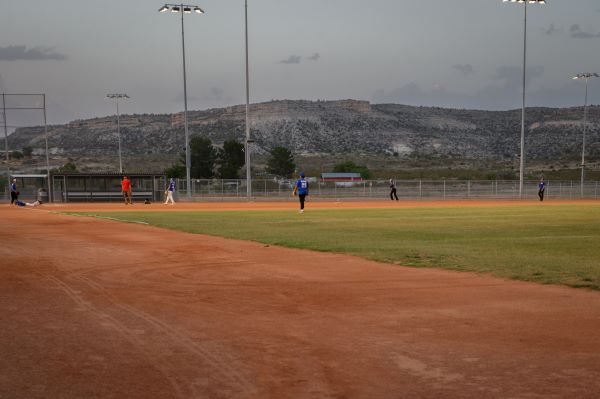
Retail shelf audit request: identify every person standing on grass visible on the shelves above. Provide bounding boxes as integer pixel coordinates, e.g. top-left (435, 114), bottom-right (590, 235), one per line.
top-left (538, 177), bottom-right (546, 202)
top-left (164, 178), bottom-right (176, 205)
top-left (389, 178), bottom-right (399, 201)
top-left (293, 172), bottom-right (309, 213)
top-left (10, 178), bottom-right (19, 206)
top-left (121, 176), bottom-right (133, 205)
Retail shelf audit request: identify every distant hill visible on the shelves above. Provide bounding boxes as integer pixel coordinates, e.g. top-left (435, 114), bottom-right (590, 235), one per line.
top-left (7, 100), bottom-right (600, 162)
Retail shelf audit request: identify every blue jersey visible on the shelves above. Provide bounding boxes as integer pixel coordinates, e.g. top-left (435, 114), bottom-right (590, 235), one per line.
top-left (10, 182), bottom-right (17, 192)
top-left (168, 180), bottom-right (175, 192)
top-left (296, 178), bottom-right (308, 195)
top-left (539, 181), bottom-right (545, 190)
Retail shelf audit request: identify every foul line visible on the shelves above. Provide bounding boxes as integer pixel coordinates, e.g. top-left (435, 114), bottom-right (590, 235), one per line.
top-left (51, 212), bottom-right (149, 225)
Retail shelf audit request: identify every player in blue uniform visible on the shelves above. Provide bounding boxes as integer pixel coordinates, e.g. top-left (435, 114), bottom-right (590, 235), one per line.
top-left (164, 178), bottom-right (176, 205)
top-left (293, 172), bottom-right (309, 213)
top-left (10, 178), bottom-right (18, 205)
top-left (14, 200), bottom-right (42, 207)
top-left (538, 177), bottom-right (545, 202)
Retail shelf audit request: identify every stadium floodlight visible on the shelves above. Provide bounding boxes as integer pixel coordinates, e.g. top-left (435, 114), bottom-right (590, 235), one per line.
top-left (501, 0), bottom-right (546, 199)
top-left (572, 73), bottom-right (599, 198)
top-left (105, 94), bottom-right (130, 173)
top-left (159, 3), bottom-right (204, 199)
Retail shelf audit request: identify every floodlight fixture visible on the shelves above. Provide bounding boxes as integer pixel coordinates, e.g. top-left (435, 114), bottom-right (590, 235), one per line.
top-left (159, 4), bottom-right (203, 14)
top-left (106, 93), bottom-right (130, 100)
top-left (573, 72), bottom-right (600, 80)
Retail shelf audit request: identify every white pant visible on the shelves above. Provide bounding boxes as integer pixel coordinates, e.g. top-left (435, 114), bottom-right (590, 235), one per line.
top-left (164, 191), bottom-right (175, 204)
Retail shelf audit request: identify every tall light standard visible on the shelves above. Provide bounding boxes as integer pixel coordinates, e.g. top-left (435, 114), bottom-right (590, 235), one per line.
top-left (572, 73), bottom-right (599, 198)
top-left (502, 0), bottom-right (546, 198)
top-left (159, 3), bottom-right (204, 198)
top-left (105, 93), bottom-right (129, 173)
top-left (244, 0), bottom-right (252, 199)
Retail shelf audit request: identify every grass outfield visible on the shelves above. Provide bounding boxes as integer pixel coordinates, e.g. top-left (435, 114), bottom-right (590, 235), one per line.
top-left (71, 204), bottom-right (600, 290)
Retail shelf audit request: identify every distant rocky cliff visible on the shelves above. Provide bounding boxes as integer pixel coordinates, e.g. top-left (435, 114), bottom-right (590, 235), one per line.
top-left (7, 100), bottom-right (600, 162)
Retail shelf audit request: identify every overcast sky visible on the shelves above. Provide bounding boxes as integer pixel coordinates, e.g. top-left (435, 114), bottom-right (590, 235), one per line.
top-left (1, 0), bottom-right (599, 125)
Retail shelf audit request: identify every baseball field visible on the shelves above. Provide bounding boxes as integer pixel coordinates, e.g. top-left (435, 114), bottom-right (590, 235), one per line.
top-left (2, 199), bottom-right (600, 398)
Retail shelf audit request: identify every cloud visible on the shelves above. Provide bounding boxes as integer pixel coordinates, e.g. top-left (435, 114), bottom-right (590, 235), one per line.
top-left (0, 45), bottom-right (67, 61)
top-left (492, 65), bottom-right (544, 89)
top-left (372, 65), bottom-right (550, 110)
top-left (308, 53), bottom-right (321, 61)
top-left (569, 24), bottom-right (600, 39)
top-left (280, 55), bottom-right (302, 65)
top-left (453, 64), bottom-right (474, 77)
top-left (543, 23), bottom-right (561, 35)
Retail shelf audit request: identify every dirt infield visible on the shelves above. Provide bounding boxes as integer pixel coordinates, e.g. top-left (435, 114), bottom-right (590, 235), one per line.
top-left (1, 202), bottom-right (600, 398)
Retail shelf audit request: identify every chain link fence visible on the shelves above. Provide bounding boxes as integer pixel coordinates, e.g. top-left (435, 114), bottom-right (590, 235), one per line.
top-left (3, 178), bottom-right (599, 202)
top-left (170, 179), bottom-right (600, 201)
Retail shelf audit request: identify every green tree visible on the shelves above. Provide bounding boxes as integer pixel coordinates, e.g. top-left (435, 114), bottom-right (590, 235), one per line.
top-left (11, 151), bottom-right (24, 160)
top-left (217, 140), bottom-right (245, 179)
top-left (266, 146), bottom-right (295, 178)
top-left (189, 136), bottom-right (217, 178)
top-left (164, 164), bottom-right (185, 179)
top-left (333, 161), bottom-right (372, 179)
top-left (56, 162), bottom-right (78, 173)
top-left (22, 146), bottom-right (33, 157)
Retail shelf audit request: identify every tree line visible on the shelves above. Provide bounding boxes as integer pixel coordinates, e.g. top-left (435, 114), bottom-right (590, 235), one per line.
top-left (164, 137), bottom-right (297, 179)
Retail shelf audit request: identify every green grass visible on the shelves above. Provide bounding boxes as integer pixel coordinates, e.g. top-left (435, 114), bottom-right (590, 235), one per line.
top-left (69, 204), bottom-right (600, 290)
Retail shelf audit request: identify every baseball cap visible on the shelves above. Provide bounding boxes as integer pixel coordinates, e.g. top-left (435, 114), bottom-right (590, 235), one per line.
top-left (300, 172), bottom-right (305, 177)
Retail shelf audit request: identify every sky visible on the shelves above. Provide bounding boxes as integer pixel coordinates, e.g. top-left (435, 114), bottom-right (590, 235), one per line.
top-left (0, 0), bottom-right (599, 126)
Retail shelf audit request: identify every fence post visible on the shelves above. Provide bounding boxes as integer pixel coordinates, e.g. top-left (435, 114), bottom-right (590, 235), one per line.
top-left (559, 181), bottom-right (561, 198)
top-left (570, 181), bottom-right (573, 199)
top-left (467, 180), bottom-right (471, 199)
top-left (443, 179), bottom-right (446, 200)
top-left (419, 180), bottom-right (422, 199)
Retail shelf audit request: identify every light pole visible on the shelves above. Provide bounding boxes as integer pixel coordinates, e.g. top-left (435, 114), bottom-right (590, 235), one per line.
top-left (244, 0), bottom-right (252, 199)
top-left (159, 3), bottom-right (204, 198)
top-left (502, 0), bottom-right (546, 198)
top-left (106, 93), bottom-right (129, 173)
top-left (572, 73), bottom-right (599, 198)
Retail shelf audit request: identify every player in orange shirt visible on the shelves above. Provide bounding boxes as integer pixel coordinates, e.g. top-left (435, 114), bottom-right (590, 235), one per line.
top-left (121, 176), bottom-right (133, 205)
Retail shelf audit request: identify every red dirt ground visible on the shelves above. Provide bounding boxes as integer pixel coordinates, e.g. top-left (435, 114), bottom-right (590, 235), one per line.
top-left (1, 201), bottom-right (600, 398)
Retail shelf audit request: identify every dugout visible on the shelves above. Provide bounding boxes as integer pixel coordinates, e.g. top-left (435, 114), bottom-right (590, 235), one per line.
top-left (51, 172), bottom-right (166, 203)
